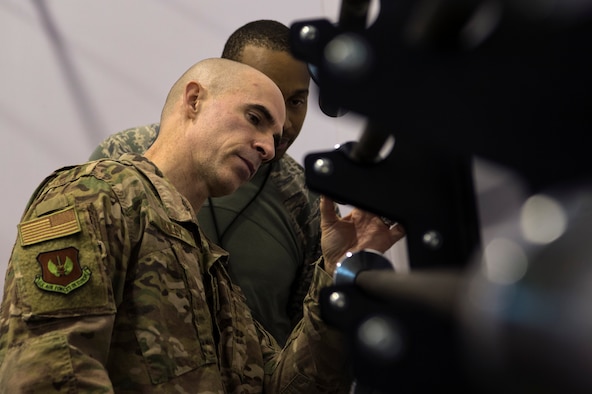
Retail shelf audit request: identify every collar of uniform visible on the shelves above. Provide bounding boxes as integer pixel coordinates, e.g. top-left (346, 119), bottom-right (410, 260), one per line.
top-left (120, 153), bottom-right (196, 224)
top-left (199, 228), bottom-right (230, 273)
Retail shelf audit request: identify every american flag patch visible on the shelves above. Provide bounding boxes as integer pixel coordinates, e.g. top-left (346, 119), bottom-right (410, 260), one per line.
top-left (19, 207), bottom-right (81, 246)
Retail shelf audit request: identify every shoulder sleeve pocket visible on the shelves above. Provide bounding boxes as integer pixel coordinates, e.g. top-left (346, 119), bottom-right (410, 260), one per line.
top-left (13, 204), bottom-right (115, 321)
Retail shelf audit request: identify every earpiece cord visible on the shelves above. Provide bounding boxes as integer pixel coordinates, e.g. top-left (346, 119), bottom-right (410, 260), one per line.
top-left (207, 163), bottom-right (273, 248)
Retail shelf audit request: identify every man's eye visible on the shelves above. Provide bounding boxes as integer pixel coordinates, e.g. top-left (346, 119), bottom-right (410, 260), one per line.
top-left (248, 113), bottom-right (261, 125)
top-left (289, 98), bottom-right (305, 107)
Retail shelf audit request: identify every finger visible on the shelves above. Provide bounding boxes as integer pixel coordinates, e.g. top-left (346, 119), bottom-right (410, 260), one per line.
top-left (380, 216), bottom-right (397, 228)
top-left (390, 223), bottom-right (406, 242)
top-left (320, 195), bottom-right (339, 226)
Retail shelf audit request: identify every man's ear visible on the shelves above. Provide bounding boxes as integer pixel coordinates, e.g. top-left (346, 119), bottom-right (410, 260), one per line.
top-left (184, 81), bottom-right (201, 119)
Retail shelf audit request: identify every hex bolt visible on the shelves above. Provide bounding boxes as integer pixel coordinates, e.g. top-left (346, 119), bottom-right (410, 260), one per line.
top-left (329, 291), bottom-right (348, 310)
top-left (357, 315), bottom-right (403, 360)
top-left (423, 230), bottom-right (443, 249)
top-left (299, 25), bottom-right (319, 43)
top-left (313, 157), bottom-right (334, 175)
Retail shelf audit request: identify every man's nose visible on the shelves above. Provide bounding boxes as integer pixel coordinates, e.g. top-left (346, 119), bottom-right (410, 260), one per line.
top-left (254, 135), bottom-right (276, 162)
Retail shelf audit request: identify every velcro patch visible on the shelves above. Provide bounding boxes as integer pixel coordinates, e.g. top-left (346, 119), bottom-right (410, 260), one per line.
top-left (35, 247), bottom-right (91, 294)
top-left (19, 207), bottom-right (81, 246)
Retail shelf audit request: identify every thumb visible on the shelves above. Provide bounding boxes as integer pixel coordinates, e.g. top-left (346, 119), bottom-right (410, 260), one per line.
top-left (320, 195), bottom-right (339, 228)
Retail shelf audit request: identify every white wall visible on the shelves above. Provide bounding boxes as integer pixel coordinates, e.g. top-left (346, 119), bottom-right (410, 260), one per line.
top-left (1, 0), bottom-right (409, 289)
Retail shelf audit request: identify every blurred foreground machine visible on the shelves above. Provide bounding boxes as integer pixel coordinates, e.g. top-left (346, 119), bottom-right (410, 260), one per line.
top-left (290, 0), bottom-right (592, 392)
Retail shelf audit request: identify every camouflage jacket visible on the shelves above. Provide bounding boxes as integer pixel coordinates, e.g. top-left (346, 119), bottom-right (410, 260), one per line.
top-left (0, 154), bottom-right (350, 393)
top-left (89, 124), bottom-right (323, 332)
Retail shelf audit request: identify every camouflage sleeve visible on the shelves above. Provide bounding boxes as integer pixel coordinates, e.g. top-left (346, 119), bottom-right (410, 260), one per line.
top-left (88, 123), bottom-right (160, 160)
top-left (0, 163), bottom-right (127, 392)
top-left (263, 262), bottom-right (353, 393)
top-left (282, 154), bottom-right (341, 327)
top-left (287, 192), bottom-right (321, 327)
top-left (273, 154), bottom-right (324, 327)
top-left (292, 198), bottom-right (341, 316)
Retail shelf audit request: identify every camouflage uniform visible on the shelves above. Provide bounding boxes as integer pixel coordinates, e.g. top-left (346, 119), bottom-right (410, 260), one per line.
top-left (0, 154), bottom-right (351, 393)
top-left (89, 124), bottom-right (322, 343)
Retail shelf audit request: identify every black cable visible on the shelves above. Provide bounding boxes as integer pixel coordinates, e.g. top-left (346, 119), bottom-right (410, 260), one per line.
top-left (208, 163), bottom-right (273, 248)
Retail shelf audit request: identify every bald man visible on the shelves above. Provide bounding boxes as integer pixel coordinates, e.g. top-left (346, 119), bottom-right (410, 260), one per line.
top-left (90, 20), bottom-right (323, 346)
top-left (0, 58), bottom-right (404, 392)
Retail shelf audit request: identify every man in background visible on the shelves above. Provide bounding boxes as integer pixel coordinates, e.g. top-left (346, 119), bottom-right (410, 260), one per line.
top-left (90, 20), bottom-right (326, 345)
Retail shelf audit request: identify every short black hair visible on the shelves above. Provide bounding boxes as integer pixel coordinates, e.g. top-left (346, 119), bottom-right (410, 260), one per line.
top-left (221, 20), bottom-right (291, 61)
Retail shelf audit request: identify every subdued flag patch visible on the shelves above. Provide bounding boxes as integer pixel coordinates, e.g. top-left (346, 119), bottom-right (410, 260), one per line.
top-left (19, 207), bottom-right (81, 246)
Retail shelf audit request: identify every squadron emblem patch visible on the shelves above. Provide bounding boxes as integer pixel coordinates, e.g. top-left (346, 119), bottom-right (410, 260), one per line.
top-left (35, 247), bottom-right (91, 294)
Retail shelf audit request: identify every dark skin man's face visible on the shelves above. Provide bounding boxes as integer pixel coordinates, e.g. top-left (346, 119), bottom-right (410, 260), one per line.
top-left (240, 45), bottom-right (310, 160)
